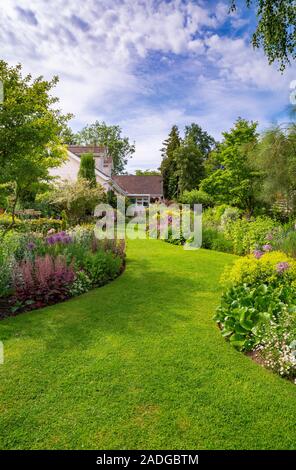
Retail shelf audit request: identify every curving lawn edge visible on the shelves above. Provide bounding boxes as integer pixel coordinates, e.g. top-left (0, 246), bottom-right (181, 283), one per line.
top-left (0, 239), bottom-right (295, 450)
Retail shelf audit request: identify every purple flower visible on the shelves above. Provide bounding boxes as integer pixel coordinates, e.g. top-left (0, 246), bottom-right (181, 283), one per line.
top-left (46, 236), bottom-right (55, 245)
top-left (276, 262), bottom-right (290, 274)
top-left (266, 233), bottom-right (273, 241)
top-left (253, 250), bottom-right (263, 259)
top-left (27, 241), bottom-right (36, 251)
top-left (46, 231), bottom-right (72, 245)
top-left (263, 244), bottom-right (272, 252)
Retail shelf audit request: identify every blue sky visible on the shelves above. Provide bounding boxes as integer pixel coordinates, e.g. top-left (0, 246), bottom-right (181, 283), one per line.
top-left (1, 0), bottom-right (295, 171)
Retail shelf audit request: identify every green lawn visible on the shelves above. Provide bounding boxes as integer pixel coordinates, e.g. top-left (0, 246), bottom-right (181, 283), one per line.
top-left (0, 239), bottom-right (295, 450)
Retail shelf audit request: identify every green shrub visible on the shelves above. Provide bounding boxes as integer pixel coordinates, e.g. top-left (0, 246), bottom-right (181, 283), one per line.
top-left (216, 250), bottom-right (296, 351)
top-left (180, 189), bottom-right (213, 208)
top-left (220, 206), bottom-right (241, 230)
top-left (221, 250), bottom-right (296, 287)
top-left (202, 227), bottom-right (233, 253)
top-left (214, 283), bottom-right (295, 351)
top-left (202, 204), bottom-right (232, 230)
top-left (24, 218), bottom-right (63, 233)
top-left (224, 216), bottom-right (278, 255)
top-left (0, 214), bottom-right (63, 233)
top-left (78, 250), bottom-right (122, 287)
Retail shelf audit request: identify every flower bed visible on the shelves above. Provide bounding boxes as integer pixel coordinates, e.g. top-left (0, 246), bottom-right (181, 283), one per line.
top-left (0, 226), bottom-right (125, 318)
top-left (215, 249), bottom-right (296, 383)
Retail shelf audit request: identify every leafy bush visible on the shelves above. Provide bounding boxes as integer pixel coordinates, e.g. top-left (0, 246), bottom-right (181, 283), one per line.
top-left (79, 250), bottom-right (122, 286)
top-left (216, 250), bottom-right (296, 352)
top-left (44, 178), bottom-right (105, 225)
top-left (0, 214), bottom-right (63, 233)
top-left (220, 206), bottom-right (241, 230)
top-left (202, 204), bottom-right (232, 230)
top-left (224, 216), bottom-right (278, 255)
top-left (221, 250), bottom-right (296, 287)
top-left (23, 218), bottom-right (63, 233)
top-left (180, 189), bottom-right (213, 208)
top-left (214, 283), bottom-right (295, 351)
top-left (202, 227), bottom-right (233, 253)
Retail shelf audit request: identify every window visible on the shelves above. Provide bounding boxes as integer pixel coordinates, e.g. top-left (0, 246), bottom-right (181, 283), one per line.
top-left (136, 196), bottom-right (149, 207)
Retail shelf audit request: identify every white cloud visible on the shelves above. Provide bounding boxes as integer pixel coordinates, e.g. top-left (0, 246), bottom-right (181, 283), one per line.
top-left (0, 0), bottom-right (295, 173)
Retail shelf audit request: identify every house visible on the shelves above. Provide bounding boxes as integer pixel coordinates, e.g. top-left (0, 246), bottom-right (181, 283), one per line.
top-left (49, 145), bottom-right (163, 205)
top-left (113, 175), bottom-right (163, 206)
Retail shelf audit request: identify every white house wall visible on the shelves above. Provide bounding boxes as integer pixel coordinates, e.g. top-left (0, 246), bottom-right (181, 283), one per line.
top-left (49, 153), bottom-right (80, 181)
top-left (49, 152), bottom-right (115, 192)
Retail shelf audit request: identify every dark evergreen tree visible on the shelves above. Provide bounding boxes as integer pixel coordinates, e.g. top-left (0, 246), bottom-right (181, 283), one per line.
top-left (78, 153), bottom-right (96, 187)
top-left (160, 125), bottom-right (181, 199)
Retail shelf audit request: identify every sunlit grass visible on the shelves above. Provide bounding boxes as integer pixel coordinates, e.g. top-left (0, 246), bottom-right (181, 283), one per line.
top-left (0, 239), bottom-right (295, 449)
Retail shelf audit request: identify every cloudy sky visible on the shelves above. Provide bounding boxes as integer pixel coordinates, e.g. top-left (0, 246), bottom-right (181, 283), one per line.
top-left (1, 0), bottom-right (295, 172)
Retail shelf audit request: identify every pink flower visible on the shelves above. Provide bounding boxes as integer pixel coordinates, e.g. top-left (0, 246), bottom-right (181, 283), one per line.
top-left (276, 262), bottom-right (290, 274)
top-left (253, 250), bottom-right (263, 259)
top-left (263, 244), bottom-right (272, 252)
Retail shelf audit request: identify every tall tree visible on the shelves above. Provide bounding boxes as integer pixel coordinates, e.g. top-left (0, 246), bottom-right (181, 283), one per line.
top-left (0, 60), bottom-right (70, 222)
top-left (184, 123), bottom-right (216, 159)
top-left (160, 125), bottom-right (181, 199)
top-left (174, 141), bottom-right (205, 196)
top-left (78, 153), bottom-right (96, 187)
top-left (252, 123), bottom-right (296, 212)
top-left (200, 118), bottom-right (260, 212)
top-left (74, 121), bottom-right (135, 175)
top-left (60, 125), bottom-right (77, 145)
top-left (230, 0), bottom-right (296, 71)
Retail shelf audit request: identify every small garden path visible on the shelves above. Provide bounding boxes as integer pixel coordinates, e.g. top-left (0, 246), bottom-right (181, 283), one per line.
top-left (0, 239), bottom-right (295, 449)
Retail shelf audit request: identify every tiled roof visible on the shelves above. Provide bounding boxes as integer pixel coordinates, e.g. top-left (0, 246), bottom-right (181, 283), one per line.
top-left (113, 175), bottom-right (163, 196)
top-left (68, 145), bottom-right (106, 156)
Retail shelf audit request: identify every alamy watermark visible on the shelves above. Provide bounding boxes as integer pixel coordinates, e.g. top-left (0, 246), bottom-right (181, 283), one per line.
top-left (94, 197), bottom-right (202, 249)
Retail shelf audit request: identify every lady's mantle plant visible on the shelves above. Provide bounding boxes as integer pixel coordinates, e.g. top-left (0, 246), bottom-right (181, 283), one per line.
top-left (215, 249), bottom-right (296, 381)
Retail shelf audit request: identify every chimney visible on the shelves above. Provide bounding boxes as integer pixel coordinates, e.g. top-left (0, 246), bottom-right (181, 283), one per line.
top-left (93, 148), bottom-right (113, 177)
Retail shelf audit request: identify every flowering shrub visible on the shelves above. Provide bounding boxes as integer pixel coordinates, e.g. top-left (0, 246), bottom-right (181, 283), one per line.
top-left (13, 255), bottom-right (75, 309)
top-left (256, 309), bottom-right (296, 380)
top-left (0, 226), bottom-right (125, 317)
top-left (68, 270), bottom-right (92, 297)
top-left (216, 248), bottom-right (296, 382)
top-left (220, 251), bottom-right (296, 288)
top-left (46, 231), bottom-right (72, 245)
top-left (223, 216), bottom-right (279, 255)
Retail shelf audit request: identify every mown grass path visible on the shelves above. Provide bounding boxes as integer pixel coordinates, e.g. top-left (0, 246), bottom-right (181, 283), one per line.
top-left (0, 239), bottom-right (295, 449)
